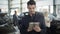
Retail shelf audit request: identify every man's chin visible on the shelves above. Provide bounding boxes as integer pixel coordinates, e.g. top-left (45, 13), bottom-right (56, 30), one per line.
top-left (30, 11), bottom-right (35, 13)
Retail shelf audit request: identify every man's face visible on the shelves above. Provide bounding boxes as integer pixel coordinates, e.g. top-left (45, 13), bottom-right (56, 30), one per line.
top-left (27, 5), bottom-right (36, 13)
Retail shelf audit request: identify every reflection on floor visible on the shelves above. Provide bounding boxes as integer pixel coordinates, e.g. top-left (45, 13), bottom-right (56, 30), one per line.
top-left (14, 26), bottom-right (20, 34)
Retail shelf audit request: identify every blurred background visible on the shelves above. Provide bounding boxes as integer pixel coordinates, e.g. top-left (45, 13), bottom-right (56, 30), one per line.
top-left (0, 0), bottom-right (60, 34)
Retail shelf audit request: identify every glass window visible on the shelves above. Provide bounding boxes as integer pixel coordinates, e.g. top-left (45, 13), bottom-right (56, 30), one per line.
top-left (36, 6), bottom-right (49, 12)
top-left (0, 0), bottom-right (8, 13)
top-left (10, 0), bottom-right (20, 15)
top-left (50, 6), bottom-right (53, 14)
top-left (56, 5), bottom-right (60, 18)
top-left (22, 3), bottom-right (28, 12)
top-left (22, 0), bottom-right (29, 13)
top-left (22, 0), bottom-right (29, 3)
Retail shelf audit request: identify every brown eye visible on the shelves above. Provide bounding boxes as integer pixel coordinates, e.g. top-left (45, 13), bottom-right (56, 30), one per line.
top-left (32, 8), bottom-right (34, 9)
top-left (28, 7), bottom-right (31, 9)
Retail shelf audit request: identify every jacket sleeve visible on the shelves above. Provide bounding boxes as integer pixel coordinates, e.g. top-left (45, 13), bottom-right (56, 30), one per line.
top-left (40, 14), bottom-right (46, 34)
top-left (20, 17), bottom-right (28, 34)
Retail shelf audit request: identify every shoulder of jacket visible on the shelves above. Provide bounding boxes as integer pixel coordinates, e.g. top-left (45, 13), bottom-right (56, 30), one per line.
top-left (36, 12), bottom-right (44, 16)
top-left (20, 12), bottom-right (29, 18)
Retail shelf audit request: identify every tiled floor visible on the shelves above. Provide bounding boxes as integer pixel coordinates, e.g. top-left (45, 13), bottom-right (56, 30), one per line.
top-left (14, 26), bottom-right (20, 34)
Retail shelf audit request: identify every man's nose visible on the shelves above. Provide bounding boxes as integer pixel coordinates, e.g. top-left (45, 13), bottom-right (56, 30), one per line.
top-left (31, 9), bottom-right (33, 11)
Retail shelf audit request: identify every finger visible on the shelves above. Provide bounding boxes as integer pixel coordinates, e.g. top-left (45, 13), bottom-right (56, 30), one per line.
top-left (34, 26), bottom-right (40, 29)
top-left (27, 29), bottom-right (32, 32)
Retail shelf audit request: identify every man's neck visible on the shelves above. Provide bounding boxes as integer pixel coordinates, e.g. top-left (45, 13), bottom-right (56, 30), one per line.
top-left (29, 12), bottom-right (35, 16)
top-left (15, 14), bottom-right (17, 16)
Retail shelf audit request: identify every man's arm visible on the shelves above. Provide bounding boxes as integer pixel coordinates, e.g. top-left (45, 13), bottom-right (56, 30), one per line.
top-left (20, 17), bottom-right (28, 34)
top-left (33, 12), bottom-right (46, 34)
top-left (40, 14), bottom-right (46, 34)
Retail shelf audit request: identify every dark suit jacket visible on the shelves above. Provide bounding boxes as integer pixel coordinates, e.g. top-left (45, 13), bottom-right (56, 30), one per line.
top-left (20, 12), bottom-right (46, 34)
top-left (13, 14), bottom-right (18, 26)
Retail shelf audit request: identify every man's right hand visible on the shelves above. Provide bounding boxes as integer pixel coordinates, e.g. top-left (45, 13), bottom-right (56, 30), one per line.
top-left (27, 27), bottom-right (32, 32)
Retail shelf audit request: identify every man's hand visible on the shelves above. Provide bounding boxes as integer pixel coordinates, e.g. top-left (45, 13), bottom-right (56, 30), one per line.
top-left (33, 25), bottom-right (41, 32)
top-left (27, 27), bottom-right (33, 32)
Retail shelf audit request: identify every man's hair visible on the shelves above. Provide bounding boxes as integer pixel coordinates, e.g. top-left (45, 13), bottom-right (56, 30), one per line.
top-left (27, 0), bottom-right (36, 6)
top-left (15, 10), bottom-right (17, 13)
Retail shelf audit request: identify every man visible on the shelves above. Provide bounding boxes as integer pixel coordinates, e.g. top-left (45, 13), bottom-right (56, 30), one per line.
top-left (13, 11), bottom-right (18, 26)
top-left (20, 0), bottom-right (46, 34)
top-left (13, 11), bottom-right (20, 34)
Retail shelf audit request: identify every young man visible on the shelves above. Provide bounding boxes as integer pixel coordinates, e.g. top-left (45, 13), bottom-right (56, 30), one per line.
top-left (20, 0), bottom-right (46, 34)
top-left (13, 11), bottom-right (18, 26)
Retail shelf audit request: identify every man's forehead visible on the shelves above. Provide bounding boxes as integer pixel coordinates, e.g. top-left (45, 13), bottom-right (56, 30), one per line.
top-left (28, 5), bottom-right (36, 7)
